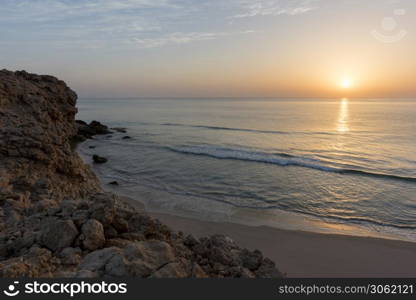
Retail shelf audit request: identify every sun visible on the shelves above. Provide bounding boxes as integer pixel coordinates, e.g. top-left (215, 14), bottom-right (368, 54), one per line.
top-left (340, 79), bottom-right (353, 89)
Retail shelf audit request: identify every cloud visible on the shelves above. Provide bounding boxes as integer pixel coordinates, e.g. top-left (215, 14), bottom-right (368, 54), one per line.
top-left (0, 0), bottom-right (188, 48)
top-left (230, 0), bottom-right (318, 19)
top-left (0, 0), bottom-right (176, 22)
top-left (28, 30), bottom-right (257, 51)
top-left (0, 0), bottom-right (313, 52)
top-left (126, 30), bottom-right (257, 49)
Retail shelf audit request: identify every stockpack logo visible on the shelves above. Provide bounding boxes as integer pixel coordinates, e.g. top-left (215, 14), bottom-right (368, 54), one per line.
top-left (3, 281), bottom-right (20, 297)
top-left (2, 281), bottom-right (127, 297)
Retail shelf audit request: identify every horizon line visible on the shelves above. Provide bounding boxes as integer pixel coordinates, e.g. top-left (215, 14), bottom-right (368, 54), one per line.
top-left (78, 96), bottom-right (416, 100)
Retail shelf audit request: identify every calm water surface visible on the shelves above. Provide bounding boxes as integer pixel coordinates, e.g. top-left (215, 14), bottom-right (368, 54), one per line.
top-left (77, 98), bottom-right (416, 241)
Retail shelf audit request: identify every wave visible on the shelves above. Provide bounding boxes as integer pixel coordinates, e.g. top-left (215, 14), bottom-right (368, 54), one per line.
top-left (161, 123), bottom-right (336, 136)
top-left (166, 145), bottom-right (416, 183)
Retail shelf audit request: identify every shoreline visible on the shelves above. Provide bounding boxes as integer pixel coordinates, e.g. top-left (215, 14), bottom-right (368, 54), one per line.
top-left (150, 211), bottom-right (416, 278)
top-left (79, 137), bottom-right (416, 278)
top-left (77, 132), bottom-right (416, 244)
top-left (117, 195), bottom-right (416, 278)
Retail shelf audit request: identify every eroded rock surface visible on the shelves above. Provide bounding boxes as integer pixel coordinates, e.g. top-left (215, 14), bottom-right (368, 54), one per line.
top-left (0, 70), bottom-right (100, 231)
top-left (0, 70), bottom-right (283, 278)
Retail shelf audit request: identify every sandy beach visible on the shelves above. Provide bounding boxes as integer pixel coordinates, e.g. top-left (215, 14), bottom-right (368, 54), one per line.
top-left (150, 211), bottom-right (416, 278)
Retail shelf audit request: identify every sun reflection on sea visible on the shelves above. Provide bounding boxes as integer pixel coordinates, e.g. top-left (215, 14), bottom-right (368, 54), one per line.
top-left (337, 98), bottom-right (349, 133)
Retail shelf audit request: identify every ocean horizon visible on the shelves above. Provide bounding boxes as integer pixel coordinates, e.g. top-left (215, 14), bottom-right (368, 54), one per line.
top-left (77, 97), bottom-right (416, 242)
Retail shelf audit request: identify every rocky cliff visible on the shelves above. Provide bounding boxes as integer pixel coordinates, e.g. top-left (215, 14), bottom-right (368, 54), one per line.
top-left (0, 70), bottom-right (283, 278)
top-left (0, 70), bottom-right (100, 230)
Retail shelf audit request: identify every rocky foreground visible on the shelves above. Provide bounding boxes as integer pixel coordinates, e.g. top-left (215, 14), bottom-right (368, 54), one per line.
top-left (0, 70), bottom-right (283, 278)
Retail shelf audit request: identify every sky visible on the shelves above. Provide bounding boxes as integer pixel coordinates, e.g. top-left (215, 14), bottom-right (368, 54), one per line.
top-left (1, 0), bottom-right (415, 98)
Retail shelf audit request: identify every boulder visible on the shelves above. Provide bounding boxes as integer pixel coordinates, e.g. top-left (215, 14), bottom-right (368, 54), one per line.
top-left (79, 247), bottom-right (122, 272)
top-left (92, 155), bottom-right (108, 164)
top-left (89, 193), bottom-right (116, 224)
top-left (76, 123), bottom-right (96, 139)
top-left (124, 240), bottom-right (175, 269)
top-left (40, 219), bottom-right (79, 252)
top-left (81, 219), bottom-right (105, 251)
top-left (89, 121), bottom-right (111, 135)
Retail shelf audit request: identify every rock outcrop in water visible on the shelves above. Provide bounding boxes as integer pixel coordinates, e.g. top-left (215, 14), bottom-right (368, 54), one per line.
top-left (74, 120), bottom-right (112, 142)
top-left (0, 70), bottom-right (283, 278)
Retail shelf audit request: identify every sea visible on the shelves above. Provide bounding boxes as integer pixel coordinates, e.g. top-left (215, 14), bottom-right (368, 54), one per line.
top-left (76, 98), bottom-right (416, 242)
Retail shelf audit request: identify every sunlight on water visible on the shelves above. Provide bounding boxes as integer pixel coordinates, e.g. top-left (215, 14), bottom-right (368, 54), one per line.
top-left (77, 98), bottom-right (416, 241)
top-left (337, 98), bottom-right (349, 133)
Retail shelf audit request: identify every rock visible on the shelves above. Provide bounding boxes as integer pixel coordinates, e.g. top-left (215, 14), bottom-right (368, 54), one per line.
top-left (89, 193), bottom-right (116, 224)
top-left (71, 209), bottom-right (90, 228)
top-left (150, 261), bottom-right (189, 278)
top-left (231, 266), bottom-right (255, 278)
top-left (72, 135), bottom-right (87, 143)
top-left (124, 240), bottom-right (175, 268)
top-left (78, 240), bottom-right (179, 277)
top-left (191, 263), bottom-right (209, 278)
top-left (40, 219), bottom-right (79, 252)
top-left (254, 258), bottom-right (283, 278)
top-left (125, 259), bottom-right (154, 277)
top-left (75, 120), bottom-right (88, 126)
top-left (0, 70), bottom-right (101, 207)
top-left (192, 235), bottom-right (240, 267)
top-left (60, 199), bottom-right (79, 217)
top-left (7, 231), bottom-right (36, 255)
top-left (92, 155), bottom-right (108, 164)
top-left (55, 271), bottom-right (76, 278)
top-left (76, 270), bottom-right (99, 278)
top-left (78, 247), bottom-right (122, 272)
top-left (104, 226), bottom-right (119, 239)
top-left (105, 238), bottom-right (132, 248)
top-left (184, 234), bottom-right (282, 278)
top-left (81, 219), bottom-right (105, 251)
top-left (89, 121), bottom-right (111, 135)
top-left (0, 246), bottom-right (55, 277)
top-left (76, 124), bottom-right (96, 139)
top-left (184, 235), bottom-right (199, 247)
top-left (59, 247), bottom-right (82, 265)
top-left (104, 253), bottom-right (128, 277)
top-left (74, 120), bottom-right (113, 140)
top-left (150, 259), bottom-right (208, 278)
top-left (241, 249), bottom-right (263, 271)
top-left (120, 232), bottom-right (145, 241)
top-left (112, 217), bottom-right (129, 233)
top-left (0, 243), bottom-right (7, 259)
